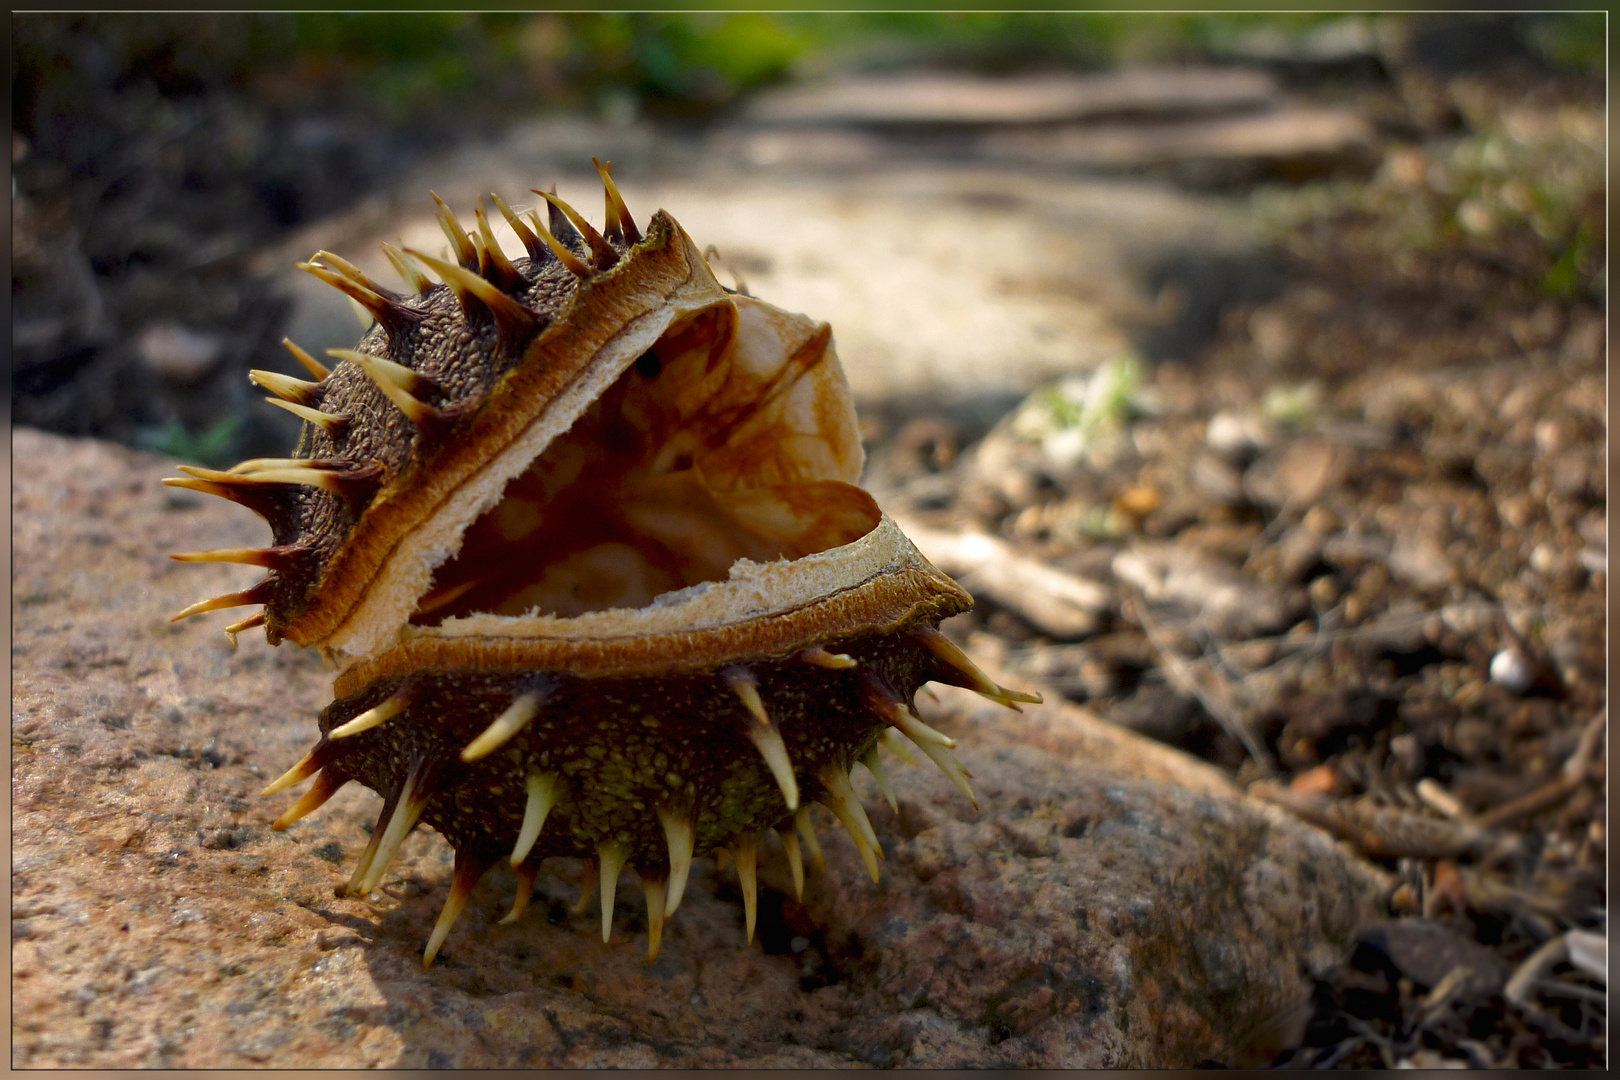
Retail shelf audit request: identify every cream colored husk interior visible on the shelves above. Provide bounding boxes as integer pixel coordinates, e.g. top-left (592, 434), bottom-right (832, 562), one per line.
top-left (320, 224), bottom-right (877, 669)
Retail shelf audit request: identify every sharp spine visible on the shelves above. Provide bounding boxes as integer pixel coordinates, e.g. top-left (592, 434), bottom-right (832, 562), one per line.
top-left (328, 348), bottom-right (445, 428)
top-left (914, 625), bottom-right (1042, 708)
top-left (423, 850), bottom-right (485, 967)
top-left (160, 476), bottom-right (282, 521)
top-left (310, 249), bottom-right (399, 299)
top-left (572, 860), bottom-right (598, 915)
top-left (817, 764), bottom-right (883, 883)
top-left (462, 690), bottom-right (544, 763)
top-left (722, 667), bottom-right (800, 809)
top-left (403, 247), bottom-right (539, 340)
top-left (175, 461), bottom-right (380, 509)
top-left (778, 828), bottom-right (805, 900)
top-left (170, 580), bottom-right (273, 622)
top-left (491, 192), bottom-right (549, 263)
top-left (499, 862), bottom-right (539, 925)
top-left (344, 815), bottom-right (389, 897)
top-left (356, 766), bottom-right (431, 895)
top-left (862, 678), bottom-right (975, 805)
top-left (272, 770), bottom-right (347, 830)
top-left (219, 467), bottom-right (357, 497)
top-left (734, 835), bottom-right (759, 944)
top-left (468, 232), bottom-right (494, 283)
top-left (801, 646), bottom-right (857, 670)
top-left (794, 805), bottom-right (826, 873)
top-left (880, 728), bottom-right (919, 768)
top-left (593, 157), bottom-right (641, 246)
top-left (657, 807), bottom-right (694, 918)
top-left (223, 611), bottom-right (266, 648)
top-left (297, 259), bottom-right (417, 335)
top-left (324, 347), bottom-right (429, 393)
top-left (642, 877), bottom-right (667, 963)
top-left (522, 205), bottom-right (591, 278)
top-left (891, 709), bottom-right (955, 749)
top-left (596, 164), bottom-right (623, 243)
top-left (862, 748), bottom-right (899, 813)
top-left (746, 723), bottom-right (800, 812)
top-left (226, 456), bottom-right (328, 474)
top-left (282, 337), bottom-right (330, 379)
top-left (509, 771), bottom-right (561, 867)
top-left (266, 396), bottom-right (347, 436)
top-left (474, 198), bottom-right (526, 290)
top-left (169, 546), bottom-right (290, 570)
top-left (381, 242), bottom-right (433, 296)
top-left (430, 191), bottom-right (479, 270)
top-left (248, 369), bottom-right (321, 406)
top-left (861, 675), bottom-right (955, 748)
top-left (533, 189), bottom-right (615, 269)
top-left (920, 743), bottom-right (977, 808)
top-left (597, 842), bottom-right (628, 943)
top-left (329, 692), bottom-right (410, 739)
top-left (722, 666), bottom-right (770, 726)
top-left (260, 745), bottom-right (329, 797)
top-left (542, 184), bottom-right (585, 250)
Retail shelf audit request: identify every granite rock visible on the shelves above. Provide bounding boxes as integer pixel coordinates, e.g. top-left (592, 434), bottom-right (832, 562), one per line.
top-left (11, 429), bottom-right (1387, 1067)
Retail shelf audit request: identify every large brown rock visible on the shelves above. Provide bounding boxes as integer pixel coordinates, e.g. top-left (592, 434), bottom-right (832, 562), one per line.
top-left (11, 429), bottom-right (1386, 1067)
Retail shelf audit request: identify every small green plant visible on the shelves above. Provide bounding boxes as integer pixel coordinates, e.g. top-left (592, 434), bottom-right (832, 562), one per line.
top-left (136, 416), bottom-right (242, 469)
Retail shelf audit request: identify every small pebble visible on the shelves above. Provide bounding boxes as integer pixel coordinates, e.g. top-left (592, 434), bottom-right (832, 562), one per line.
top-left (1205, 411), bottom-right (1268, 460)
top-left (1390, 882), bottom-right (1420, 914)
top-left (1301, 505), bottom-right (1339, 535)
top-left (1289, 764), bottom-right (1339, 796)
top-left (1489, 647), bottom-right (1536, 694)
top-left (1307, 575), bottom-right (1339, 608)
top-left (1528, 543), bottom-right (1560, 575)
top-left (1533, 419), bottom-right (1568, 455)
top-left (1114, 484), bottom-right (1161, 518)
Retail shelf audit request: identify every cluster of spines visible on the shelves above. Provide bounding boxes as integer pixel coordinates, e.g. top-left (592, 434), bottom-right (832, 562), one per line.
top-left (162, 161), bottom-right (642, 645)
top-left (262, 625), bottom-right (1039, 966)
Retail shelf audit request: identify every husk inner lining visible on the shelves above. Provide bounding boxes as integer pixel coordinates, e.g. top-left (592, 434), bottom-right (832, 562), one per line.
top-left (411, 301), bottom-right (878, 624)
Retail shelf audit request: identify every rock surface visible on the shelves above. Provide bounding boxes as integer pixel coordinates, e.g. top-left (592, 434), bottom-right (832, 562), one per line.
top-left (11, 429), bottom-right (1387, 1067)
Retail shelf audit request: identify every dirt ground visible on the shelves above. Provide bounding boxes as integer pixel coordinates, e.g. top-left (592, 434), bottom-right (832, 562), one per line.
top-left (12, 14), bottom-right (1607, 1068)
top-left (854, 67), bottom-right (1605, 1067)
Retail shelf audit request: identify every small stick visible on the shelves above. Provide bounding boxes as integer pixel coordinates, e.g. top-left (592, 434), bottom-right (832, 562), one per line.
top-left (1504, 934), bottom-right (1569, 1008)
top-left (1472, 714), bottom-right (1602, 832)
top-left (1414, 778), bottom-right (1469, 821)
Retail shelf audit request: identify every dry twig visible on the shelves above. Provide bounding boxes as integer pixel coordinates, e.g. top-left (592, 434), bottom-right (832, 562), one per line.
top-left (1250, 782), bottom-right (1499, 858)
top-left (1474, 712), bottom-right (1605, 830)
top-left (895, 516), bottom-right (1111, 639)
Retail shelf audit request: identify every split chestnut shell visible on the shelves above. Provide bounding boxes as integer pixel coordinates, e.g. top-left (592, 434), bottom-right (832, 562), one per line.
top-left (167, 164), bottom-right (1036, 965)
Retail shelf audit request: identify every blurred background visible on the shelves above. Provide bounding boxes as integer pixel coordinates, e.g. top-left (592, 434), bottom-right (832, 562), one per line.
top-left (11, 12), bottom-right (1604, 463)
top-left (10, 14), bottom-right (1607, 1067)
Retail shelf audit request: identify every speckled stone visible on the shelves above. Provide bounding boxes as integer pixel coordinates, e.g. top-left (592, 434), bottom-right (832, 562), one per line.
top-left (11, 430), bottom-right (1386, 1067)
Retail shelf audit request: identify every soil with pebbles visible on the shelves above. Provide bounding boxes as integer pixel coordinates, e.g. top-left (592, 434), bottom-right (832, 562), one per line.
top-left (859, 69), bottom-right (1606, 1071)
